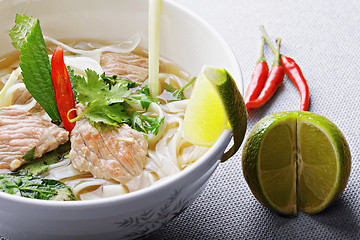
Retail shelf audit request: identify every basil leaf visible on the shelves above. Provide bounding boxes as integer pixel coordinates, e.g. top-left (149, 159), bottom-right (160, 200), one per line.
top-left (18, 142), bottom-right (71, 176)
top-left (0, 174), bottom-right (77, 201)
top-left (22, 146), bottom-right (36, 162)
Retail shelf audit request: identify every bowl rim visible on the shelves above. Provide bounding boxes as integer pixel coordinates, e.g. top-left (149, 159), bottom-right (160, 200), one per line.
top-left (0, 0), bottom-right (243, 208)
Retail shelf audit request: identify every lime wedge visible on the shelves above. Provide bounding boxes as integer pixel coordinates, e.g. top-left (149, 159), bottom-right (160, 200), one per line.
top-left (183, 65), bottom-right (247, 162)
top-left (242, 111), bottom-right (351, 215)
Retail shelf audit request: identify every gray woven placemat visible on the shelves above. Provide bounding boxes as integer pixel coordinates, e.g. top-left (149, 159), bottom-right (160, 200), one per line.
top-left (147, 0), bottom-right (360, 239)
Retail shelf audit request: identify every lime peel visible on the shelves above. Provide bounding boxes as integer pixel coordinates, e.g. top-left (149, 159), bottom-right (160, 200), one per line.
top-left (183, 65), bottom-right (247, 162)
top-left (242, 111), bottom-right (351, 215)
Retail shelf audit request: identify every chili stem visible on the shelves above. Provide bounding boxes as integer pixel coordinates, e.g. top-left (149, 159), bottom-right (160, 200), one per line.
top-left (259, 25), bottom-right (277, 55)
top-left (273, 38), bottom-right (281, 66)
top-left (257, 37), bottom-right (266, 63)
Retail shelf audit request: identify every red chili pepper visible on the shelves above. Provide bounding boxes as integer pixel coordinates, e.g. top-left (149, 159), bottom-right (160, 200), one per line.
top-left (244, 37), bottom-right (269, 110)
top-left (260, 26), bottom-right (310, 111)
top-left (246, 39), bottom-right (285, 109)
top-left (51, 46), bottom-right (76, 133)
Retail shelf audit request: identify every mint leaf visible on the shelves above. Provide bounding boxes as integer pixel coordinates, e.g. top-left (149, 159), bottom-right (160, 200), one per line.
top-left (0, 174), bottom-right (77, 201)
top-left (22, 146), bottom-right (36, 162)
top-left (9, 15), bottom-right (61, 121)
top-left (9, 14), bottom-right (37, 51)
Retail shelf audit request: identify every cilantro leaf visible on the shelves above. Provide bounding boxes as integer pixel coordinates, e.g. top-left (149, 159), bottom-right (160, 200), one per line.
top-left (9, 14), bottom-right (61, 121)
top-left (164, 83), bottom-right (186, 101)
top-left (75, 69), bottom-right (131, 105)
top-left (100, 73), bottom-right (138, 89)
top-left (85, 102), bottom-right (128, 126)
top-left (73, 70), bottom-right (164, 135)
top-left (131, 113), bottom-right (164, 135)
top-left (134, 85), bottom-right (161, 110)
top-left (74, 70), bottom-right (132, 126)
top-left (163, 77), bottom-right (196, 101)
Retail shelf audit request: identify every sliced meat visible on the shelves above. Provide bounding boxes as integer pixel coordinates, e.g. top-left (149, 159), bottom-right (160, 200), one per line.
top-left (0, 107), bottom-right (69, 171)
top-left (12, 86), bottom-right (33, 105)
top-left (101, 52), bottom-right (158, 82)
top-left (70, 118), bottom-right (148, 184)
top-left (12, 87), bottom-right (46, 116)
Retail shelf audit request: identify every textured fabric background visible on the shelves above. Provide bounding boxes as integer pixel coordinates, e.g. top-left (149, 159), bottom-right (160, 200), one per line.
top-left (147, 0), bottom-right (360, 239)
top-left (1, 0), bottom-right (359, 239)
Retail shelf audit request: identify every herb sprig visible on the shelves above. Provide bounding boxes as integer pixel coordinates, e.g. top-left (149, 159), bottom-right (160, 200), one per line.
top-left (72, 70), bottom-right (164, 135)
top-left (0, 174), bottom-right (77, 201)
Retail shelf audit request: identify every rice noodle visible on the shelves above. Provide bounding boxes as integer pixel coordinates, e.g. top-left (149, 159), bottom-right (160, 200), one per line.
top-left (63, 56), bottom-right (103, 76)
top-left (44, 33), bottom-right (141, 62)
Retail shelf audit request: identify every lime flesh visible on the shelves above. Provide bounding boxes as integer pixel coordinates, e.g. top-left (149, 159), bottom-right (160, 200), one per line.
top-left (183, 65), bottom-right (247, 162)
top-left (242, 111), bottom-right (351, 215)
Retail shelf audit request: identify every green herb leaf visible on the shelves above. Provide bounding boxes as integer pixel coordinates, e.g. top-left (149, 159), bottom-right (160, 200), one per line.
top-left (164, 77), bottom-right (196, 101)
top-left (100, 73), bottom-right (138, 89)
top-left (164, 83), bottom-right (186, 101)
top-left (85, 102), bottom-right (128, 126)
top-left (18, 142), bottom-right (71, 176)
top-left (131, 113), bottom-right (164, 135)
top-left (75, 69), bottom-right (131, 105)
top-left (22, 146), bottom-right (36, 162)
top-left (74, 70), bottom-right (132, 126)
top-left (73, 70), bottom-right (164, 135)
top-left (0, 174), bottom-right (77, 201)
top-left (9, 14), bottom-right (61, 121)
top-left (9, 14), bottom-right (38, 51)
top-left (134, 85), bottom-right (161, 110)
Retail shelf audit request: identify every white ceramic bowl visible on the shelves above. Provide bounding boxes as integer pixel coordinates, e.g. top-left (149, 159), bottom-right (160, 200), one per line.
top-left (0, 0), bottom-right (243, 239)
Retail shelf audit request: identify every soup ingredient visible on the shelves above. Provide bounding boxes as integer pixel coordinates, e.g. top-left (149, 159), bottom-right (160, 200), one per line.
top-left (9, 14), bottom-right (61, 121)
top-left (183, 65), bottom-right (247, 162)
top-left (149, 0), bottom-right (162, 97)
top-left (0, 68), bottom-right (22, 107)
top-left (172, 76), bottom-right (196, 101)
top-left (242, 111), bottom-right (351, 215)
top-left (0, 174), bottom-right (77, 201)
top-left (72, 69), bottom-right (163, 135)
top-left (0, 107), bottom-right (68, 171)
top-left (260, 26), bottom-right (310, 111)
top-left (18, 142), bottom-right (71, 176)
top-left (70, 118), bottom-right (147, 184)
top-left (163, 77), bottom-right (196, 101)
top-left (100, 52), bottom-right (150, 82)
top-left (246, 39), bottom-right (285, 110)
top-left (244, 37), bottom-right (268, 107)
top-left (51, 46), bottom-right (77, 133)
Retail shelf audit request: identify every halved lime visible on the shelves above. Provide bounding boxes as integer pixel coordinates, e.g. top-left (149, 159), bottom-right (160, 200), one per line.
top-left (242, 111), bottom-right (351, 215)
top-left (183, 65), bottom-right (247, 162)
